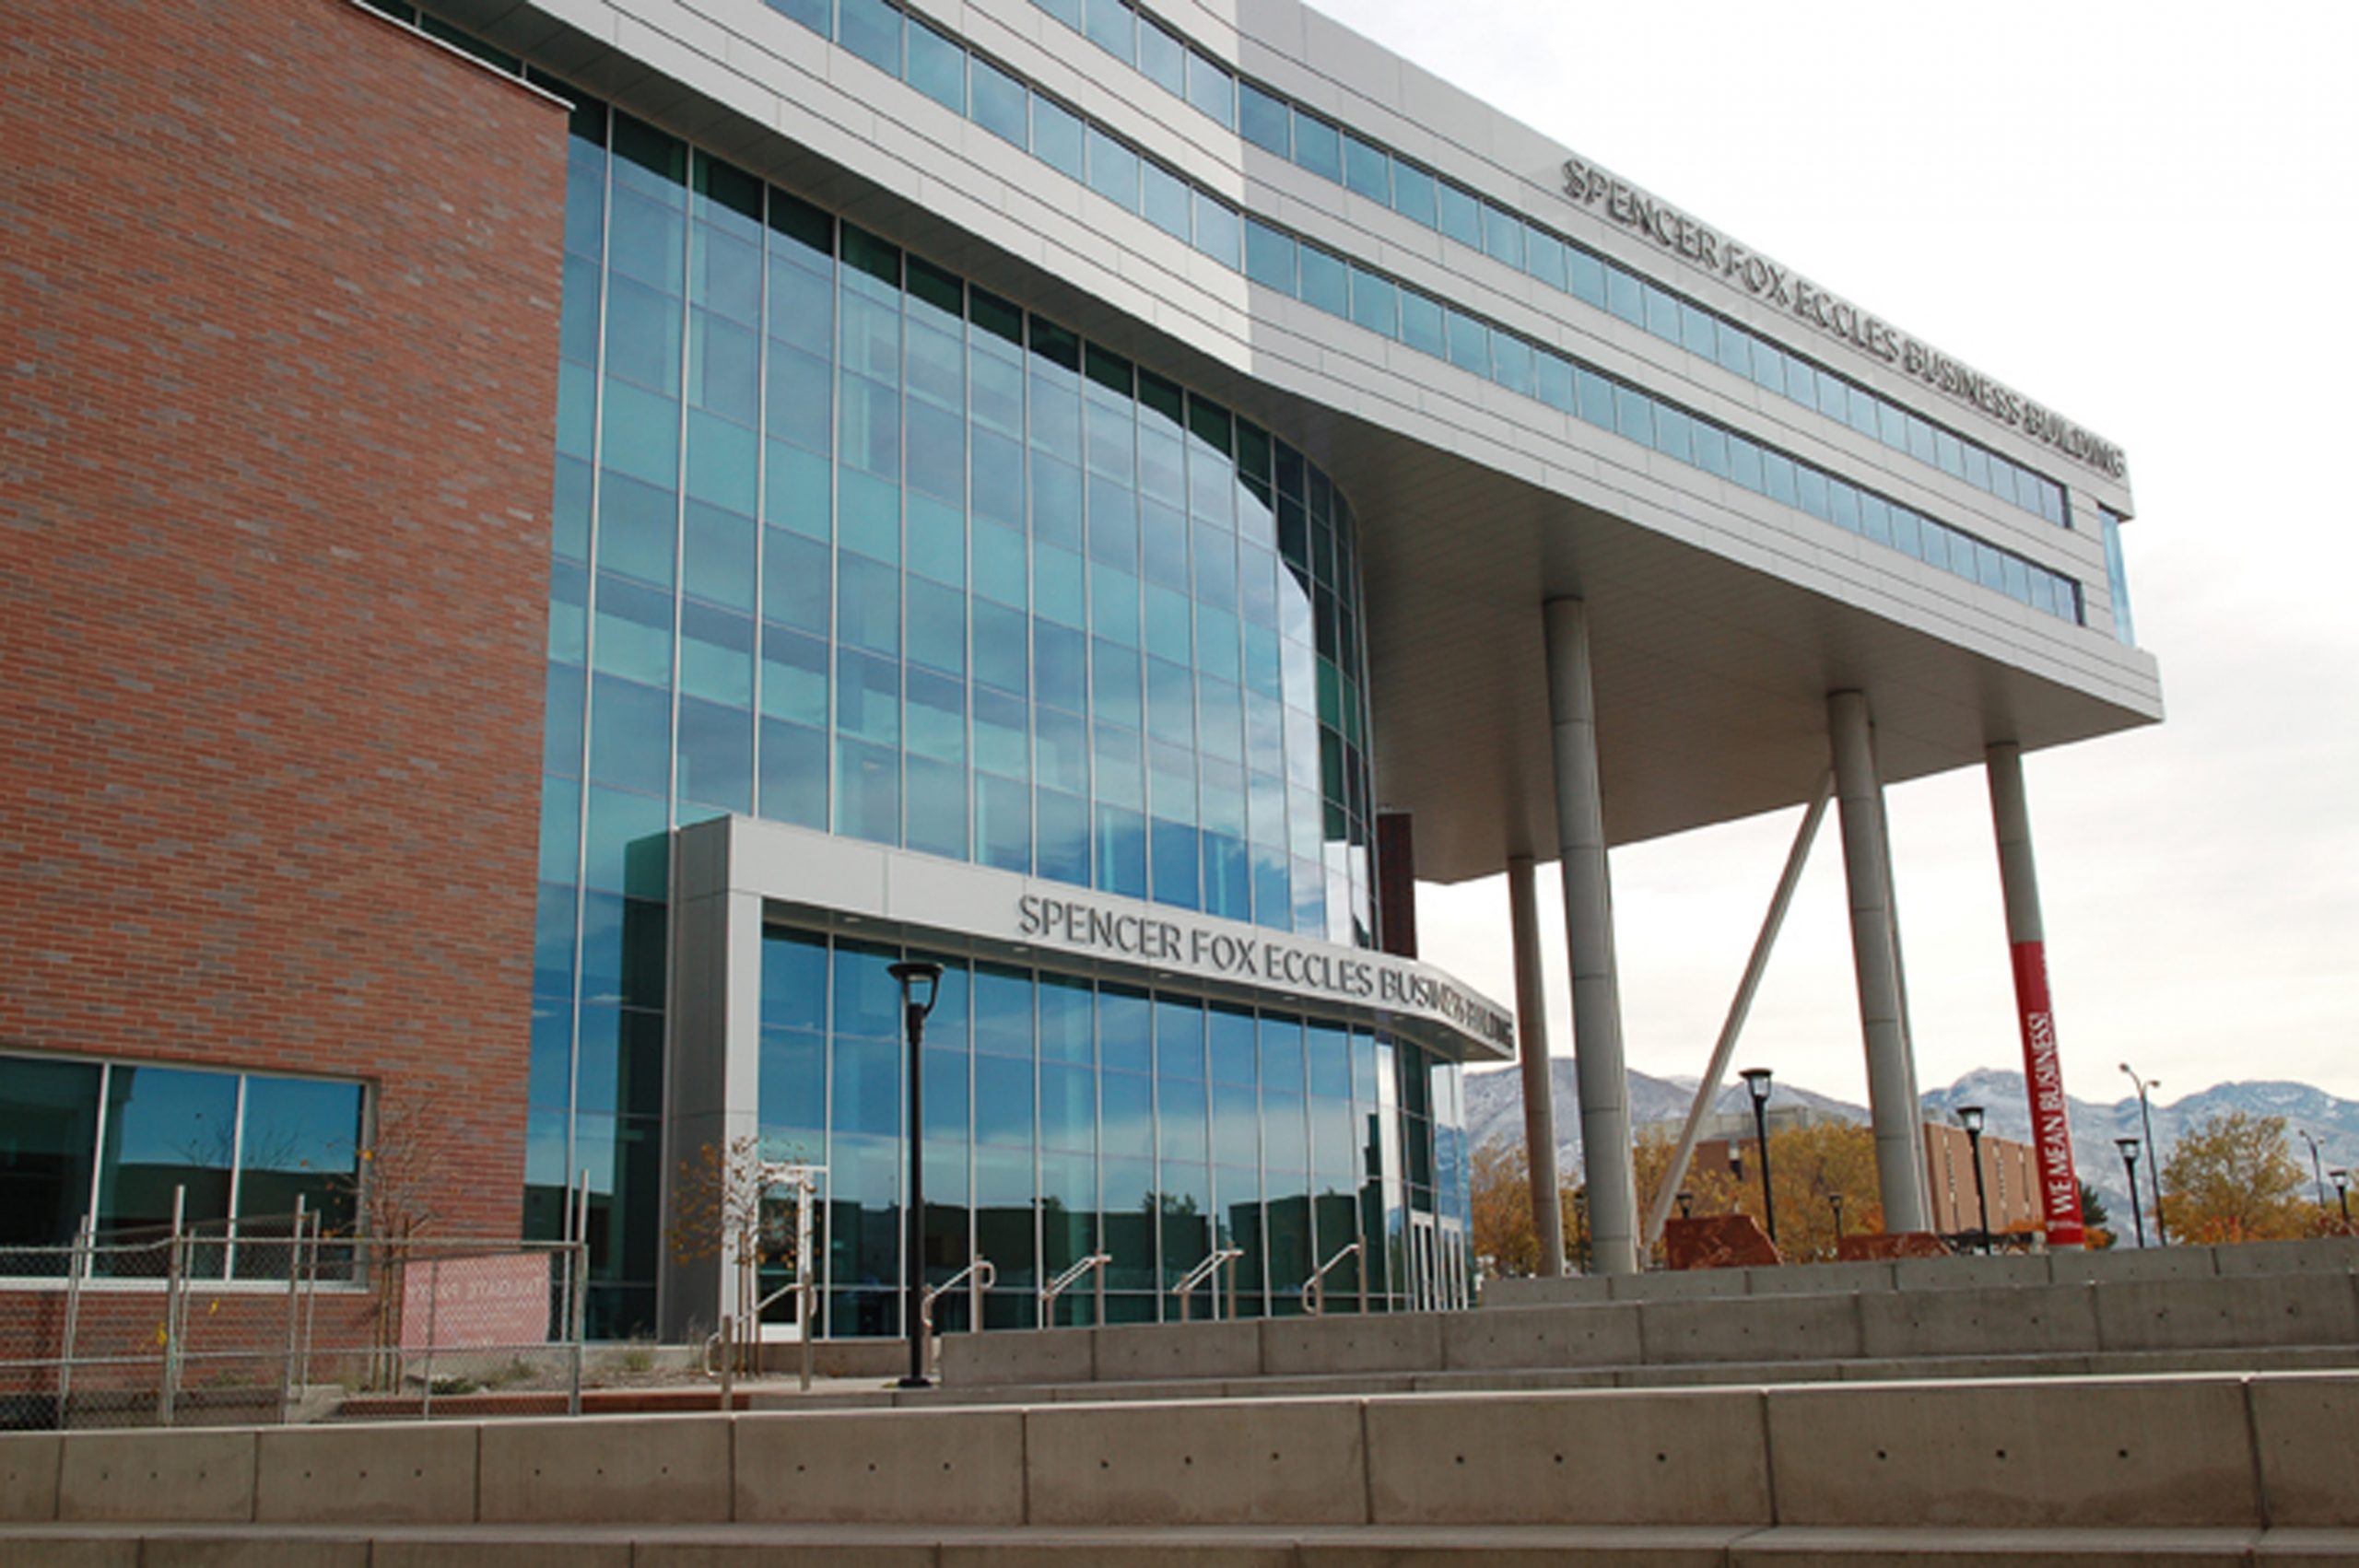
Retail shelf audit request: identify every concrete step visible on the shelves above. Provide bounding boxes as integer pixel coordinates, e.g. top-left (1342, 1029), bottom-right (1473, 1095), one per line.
top-left (1483, 1235), bottom-right (2359, 1307)
top-left (6, 1372), bottom-right (2356, 1536)
top-left (903, 1340), bottom-right (2359, 1410)
top-left (941, 1268), bottom-right (2359, 1390)
top-left (4, 1520), bottom-right (2355, 1564)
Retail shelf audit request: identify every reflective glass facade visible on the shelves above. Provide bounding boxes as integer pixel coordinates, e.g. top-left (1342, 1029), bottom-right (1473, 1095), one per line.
top-left (532, 95), bottom-right (1394, 1332)
top-left (0, 1052), bottom-right (364, 1275)
top-left (757, 927), bottom-right (1469, 1334)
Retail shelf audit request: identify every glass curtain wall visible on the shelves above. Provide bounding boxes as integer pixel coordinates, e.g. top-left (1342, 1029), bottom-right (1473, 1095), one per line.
top-left (753, 926), bottom-right (1468, 1335)
top-left (533, 94), bottom-right (1383, 1334)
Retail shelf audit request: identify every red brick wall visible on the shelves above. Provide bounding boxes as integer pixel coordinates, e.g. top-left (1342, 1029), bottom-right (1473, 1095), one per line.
top-left (0, 0), bottom-right (569, 1234)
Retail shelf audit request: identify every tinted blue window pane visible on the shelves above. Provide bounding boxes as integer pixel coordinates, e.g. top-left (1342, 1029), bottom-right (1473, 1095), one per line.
top-left (1525, 228), bottom-right (1567, 291)
top-left (907, 19), bottom-right (964, 111)
top-left (1185, 50), bottom-right (1235, 128)
top-left (677, 697), bottom-right (754, 813)
top-left (1238, 80), bottom-right (1289, 155)
top-left (766, 0), bottom-right (830, 35)
top-left (906, 579), bottom-right (965, 677)
top-left (1490, 333), bottom-right (1534, 397)
top-left (1536, 352), bottom-right (1574, 413)
top-left (1567, 248), bottom-right (1607, 309)
top-left (1614, 386), bottom-right (1653, 447)
top-left (759, 719), bottom-right (827, 827)
top-left (1099, 986), bottom-right (1151, 1075)
top-left (975, 767), bottom-right (1030, 870)
top-left (838, 0), bottom-right (901, 73)
top-left (1445, 311), bottom-right (1487, 376)
top-left (1, 1057), bottom-right (100, 1246)
top-left (1797, 466), bottom-right (1830, 521)
top-left (1347, 267), bottom-right (1397, 337)
top-left (1399, 290), bottom-right (1445, 357)
top-left (761, 927), bottom-right (829, 1031)
top-left (1095, 804), bottom-right (1147, 897)
top-left (1651, 403), bottom-right (1691, 464)
top-left (1083, 0), bottom-right (1133, 62)
top-left (1391, 160), bottom-right (1438, 228)
top-left (1298, 245), bottom-right (1347, 317)
top-left (1342, 134), bottom-right (1389, 203)
top-left (1292, 111), bottom-right (1342, 181)
top-left (1435, 181), bottom-right (1481, 249)
top-left (1037, 788), bottom-right (1090, 884)
top-left (1574, 368), bottom-right (1614, 428)
top-left (1032, 95), bottom-right (1086, 181)
top-left (834, 736), bottom-right (900, 844)
top-left (1151, 820), bottom-right (1200, 909)
top-left (589, 675), bottom-right (671, 794)
top-left (1141, 161), bottom-right (1191, 242)
top-left (1606, 265), bottom-right (1643, 326)
top-left (1086, 127), bottom-right (1140, 210)
top-left (971, 56), bottom-right (1028, 146)
top-left (1480, 203), bottom-right (1522, 268)
top-left (1728, 435), bottom-right (1765, 493)
top-left (1138, 18), bottom-right (1186, 95)
top-left (1244, 220), bottom-right (1296, 293)
top-left (98, 1066), bottom-right (236, 1244)
top-left (761, 623), bottom-right (827, 727)
top-left (1193, 193), bottom-right (1240, 269)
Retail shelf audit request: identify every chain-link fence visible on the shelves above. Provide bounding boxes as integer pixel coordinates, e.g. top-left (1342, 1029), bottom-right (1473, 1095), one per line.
top-left (0, 1211), bottom-right (585, 1431)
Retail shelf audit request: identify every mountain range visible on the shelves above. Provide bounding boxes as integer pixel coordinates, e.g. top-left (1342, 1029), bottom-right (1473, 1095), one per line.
top-left (1462, 1061), bottom-right (2359, 1227)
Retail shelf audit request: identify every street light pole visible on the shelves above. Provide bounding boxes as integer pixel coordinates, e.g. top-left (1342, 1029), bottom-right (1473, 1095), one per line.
top-left (1829, 1192), bottom-right (1845, 1246)
top-left (2115, 1138), bottom-right (2146, 1249)
top-left (2331, 1170), bottom-right (2351, 1233)
top-left (2120, 1064), bottom-right (2167, 1245)
top-left (1956, 1106), bottom-right (1991, 1254)
top-left (889, 958), bottom-right (944, 1389)
top-left (1740, 1068), bottom-right (1778, 1248)
top-left (2298, 1130), bottom-right (2328, 1211)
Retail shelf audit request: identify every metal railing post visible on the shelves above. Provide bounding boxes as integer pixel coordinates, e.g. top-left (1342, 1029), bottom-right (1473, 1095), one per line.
top-left (57, 1220), bottom-right (90, 1432)
top-left (718, 1313), bottom-right (734, 1412)
top-left (278, 1196), bottom-right (307, 1424)
top-left (421, 1256), bottom-right (440, 1422)
top-left (160, 1186), bottom-right (186, 1427)
top-left (567, 1240), bottom-right (587, 1418)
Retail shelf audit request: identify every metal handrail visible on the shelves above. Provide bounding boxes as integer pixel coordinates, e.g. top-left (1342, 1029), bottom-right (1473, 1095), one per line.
top-left (702, 1277), bottom-right (811, 1378)
top-left (1301, 1240), bottom-right (1362, 1316)
top-left (1168, 1247), bottom-right (1245, 1321)
top-left (921, 1258), bottom-right (997, 1333)
top-left (1039, 1252), bottom-right (1110, 1314)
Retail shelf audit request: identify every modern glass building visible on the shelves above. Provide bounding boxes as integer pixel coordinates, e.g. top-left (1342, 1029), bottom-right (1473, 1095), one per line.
top-left (2, 0), bottom-right (2155, 1338)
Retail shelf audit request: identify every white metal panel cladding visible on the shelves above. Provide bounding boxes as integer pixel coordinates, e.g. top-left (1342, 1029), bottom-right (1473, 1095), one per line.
top-left (678, 813), bottom-right (1514, 1061)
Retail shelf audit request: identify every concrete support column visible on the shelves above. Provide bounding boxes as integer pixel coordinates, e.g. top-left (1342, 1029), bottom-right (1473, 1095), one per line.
top-left (1543, 599), bottom-right (1636, 1276)
top-left (1988, 742), bottom-right (2087, 1246)
top-left (1827, 690), bottom-right (1931, 1235)
top-left (1507, 854), bottom-right (1566, 1276)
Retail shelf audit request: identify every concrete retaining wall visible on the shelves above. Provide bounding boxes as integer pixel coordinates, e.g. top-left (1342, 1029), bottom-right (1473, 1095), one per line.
top-left (4, 1373), bottom-right (2353, 1531)
top-left (943, 1263), bottom-right (2359, 1390)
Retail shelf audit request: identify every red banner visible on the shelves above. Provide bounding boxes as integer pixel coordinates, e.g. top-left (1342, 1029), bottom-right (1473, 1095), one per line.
top-left (2010, 940), bottom-right (2084, 1246)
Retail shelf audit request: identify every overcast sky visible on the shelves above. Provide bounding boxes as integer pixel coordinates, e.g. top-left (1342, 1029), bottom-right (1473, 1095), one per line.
top-left (1311, 0), bottom-right (2359, 1109)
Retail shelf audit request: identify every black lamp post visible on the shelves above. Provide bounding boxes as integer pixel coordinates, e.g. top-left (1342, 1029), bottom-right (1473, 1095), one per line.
top-left (889, 958), bottom-right (944, 1388)
top-left (2298, 1130), bottom-right (2328, 1211)
top-left (1956, 1105), bottom-right (1990, 1254)
top-left (2115, 1137), bottom-right (2146, 1249)
top-left (2120, 1064), bottom-right (2167, 1245)
top-left (1739, 1068), bottom-right (1777, 1247)
top-left (1676, 1191), bottom-right (1694, 1220)
top-left (2332, 1170), bottom-right (2352, 1232)
top-left (1829, 1192), bottom-right (1845, 1245)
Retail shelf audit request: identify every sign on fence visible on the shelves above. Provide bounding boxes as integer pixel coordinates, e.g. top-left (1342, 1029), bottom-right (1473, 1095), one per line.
top-left (400, 1253), bottom-right (552, 1351)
